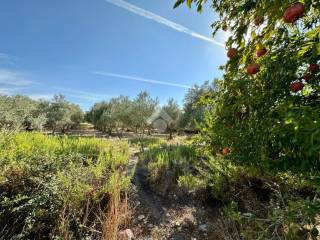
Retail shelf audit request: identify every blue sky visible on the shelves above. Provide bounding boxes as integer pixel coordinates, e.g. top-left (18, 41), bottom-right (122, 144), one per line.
top-left (0, 0), bottom-right (228, 110)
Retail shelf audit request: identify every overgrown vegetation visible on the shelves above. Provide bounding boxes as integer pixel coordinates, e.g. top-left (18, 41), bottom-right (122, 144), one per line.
top-left (0, 132), bottom-right (129, 239)
top-left (171, 0), bottom-right (320, 238)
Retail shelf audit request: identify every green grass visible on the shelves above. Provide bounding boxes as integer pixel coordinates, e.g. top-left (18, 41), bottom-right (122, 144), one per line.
top-left (0, 132), bottom-right (130, 239)
top-left (128, 137), bottom-right (166, 149)
top-left (140, 143), bottom-right (199, 186)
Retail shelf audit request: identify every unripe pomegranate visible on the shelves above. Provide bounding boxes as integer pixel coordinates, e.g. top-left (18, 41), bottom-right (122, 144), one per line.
top-left (222, 148), bottom-right (230, 155)
top-left (290, 82), bottom-right (304, 92)
top-left (256, 47), bottom-right (267, 57)
top-left (283, 3), bottom-right (305, 23)
top-left (247, 63), bottom-right (260, 75)
top-left (227, 48), bottom-right (237, 59)
top-left (309, 64), bottom-right (319, 74)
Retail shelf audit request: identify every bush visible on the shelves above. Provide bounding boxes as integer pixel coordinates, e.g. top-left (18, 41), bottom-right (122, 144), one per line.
top-left (0, 132), bottom-right (129, 239)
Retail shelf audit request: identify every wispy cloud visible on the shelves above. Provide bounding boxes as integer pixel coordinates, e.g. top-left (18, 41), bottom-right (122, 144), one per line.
top-left (104, 0), bottom-right (225, 47)
top-left (0, 69), bottom-right (33, 86)
top-left (95, 71), bottom-right (190, 89)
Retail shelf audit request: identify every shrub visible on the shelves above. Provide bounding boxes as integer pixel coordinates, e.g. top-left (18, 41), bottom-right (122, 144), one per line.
top-left (0, 132), bottom-right (129, 239)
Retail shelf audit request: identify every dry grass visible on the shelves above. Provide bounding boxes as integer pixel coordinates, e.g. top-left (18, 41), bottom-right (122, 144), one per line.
top-left (210, 216), bottom-right (241, 240)
top-left (57, 205), bottom-right (72, 240)
top-left (102, 172), bottom-right (131, 240)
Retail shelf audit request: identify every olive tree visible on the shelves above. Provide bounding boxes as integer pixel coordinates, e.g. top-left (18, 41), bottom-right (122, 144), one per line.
top-left (111, 96), bottom-right (134, 137)
top-left (131, 91), bottom-right (159, 134)
top-left (162, 98), bottom-right (181, 139)
top-left (46, 95), bottom-right (83, 133)
top-left (179, 80), bottom-right (217, 131)
top-left (0, 95), bottom-right (47, 131)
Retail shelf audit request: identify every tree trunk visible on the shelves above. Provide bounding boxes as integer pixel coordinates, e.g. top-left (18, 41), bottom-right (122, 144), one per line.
top-left (169, 129), bottom-right (173, 140)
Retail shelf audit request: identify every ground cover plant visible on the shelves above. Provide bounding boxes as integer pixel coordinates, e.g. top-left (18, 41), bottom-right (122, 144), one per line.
top-left (0, 132), bottom-right (130, 239)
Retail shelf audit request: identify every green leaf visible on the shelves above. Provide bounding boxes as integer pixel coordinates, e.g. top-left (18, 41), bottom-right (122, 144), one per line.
top-left (187, 0), bottom-right (192, 8)
top-left (173, 0), bottom-right (185, 9)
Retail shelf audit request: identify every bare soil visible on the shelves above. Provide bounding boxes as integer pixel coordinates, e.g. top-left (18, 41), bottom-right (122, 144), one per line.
top-left (126, 149), bottom-right (235, 240)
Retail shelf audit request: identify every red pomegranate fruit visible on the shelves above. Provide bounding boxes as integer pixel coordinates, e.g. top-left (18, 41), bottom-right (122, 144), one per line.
top-left (256, 47), bottom-right (267, 57)
top-left (247, 63), bottom-right (260, 75)
top-left (227, 48), bottom-right (237, 59)
top-left (283, 3), bottom-right (305, 23)
top-left (290, 82), bottom-right (304, 92)
top-left (309, 64), bottom-right (319, 74)
top-left (222, 148), bottom-right (230, 155)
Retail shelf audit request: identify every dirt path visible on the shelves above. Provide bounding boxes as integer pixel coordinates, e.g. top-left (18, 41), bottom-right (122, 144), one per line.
top-left (126, 148), bottom-right (226, 240)
top-left (128, 149), bottom-right (165, 224)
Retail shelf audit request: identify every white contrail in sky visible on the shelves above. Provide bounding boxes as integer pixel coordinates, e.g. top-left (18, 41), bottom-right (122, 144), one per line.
top-left (104, 0), bottom-right (225, 47)
top-left (94, 71), bottom-right (191, 89)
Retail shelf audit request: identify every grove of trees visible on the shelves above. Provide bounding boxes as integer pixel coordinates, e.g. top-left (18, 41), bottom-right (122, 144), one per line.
top-left (0, 94), bottom-right (84, 133)
top-left (0, 84), bottom-right (216, 137)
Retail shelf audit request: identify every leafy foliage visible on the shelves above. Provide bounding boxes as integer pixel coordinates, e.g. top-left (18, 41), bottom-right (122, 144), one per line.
top-left (0, 94), bottom-right (84, 132)
top-left (46, 94), bottom-right (84, 133)
top-left (86, 91), bottom-right (158, 137)
top-left (0, 95), bottom-right (46, 131)
top-left (162, 98), bottom-right (181, 139)
top-left (0, 132), bottom-right (129, 239)
top-left (179, 80), bottom-right (218, 131)
top-left (177, 0), bottom-right (320, 172)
